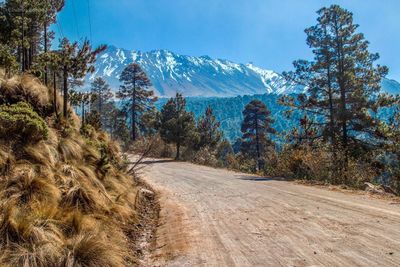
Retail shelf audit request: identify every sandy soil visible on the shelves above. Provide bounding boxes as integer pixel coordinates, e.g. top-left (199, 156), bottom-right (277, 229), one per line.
top-left (139, 159), bottom-right (400, 267)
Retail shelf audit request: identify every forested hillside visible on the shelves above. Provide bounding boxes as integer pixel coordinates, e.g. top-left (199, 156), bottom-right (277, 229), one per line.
top-left (155, 94), bottom-right (296, 142)
top-left (156, 94), bottom-right (395, 143)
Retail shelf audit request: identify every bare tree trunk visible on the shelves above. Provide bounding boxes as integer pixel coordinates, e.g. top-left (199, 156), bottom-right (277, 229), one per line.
top-left (255, 114), bottom-right (261, 171)
top-left (333, 18), bottom-right (349, 171)
top-left (131, 99), bottom-right (136, 141)
top-left (53, 71), bottom-right (57, 114)
top-left (176, 141), bottom-right (181, 160)
top-left (63, 67), bottom-right (68, 118)
top-left (21, 0), bottom-right (25, 72)
top-left (44, 21), bottom-right (48, 86)
top-left (82, 101), bottom-right (85, 125)
top-left (131, 78), bottom-right (137, 141)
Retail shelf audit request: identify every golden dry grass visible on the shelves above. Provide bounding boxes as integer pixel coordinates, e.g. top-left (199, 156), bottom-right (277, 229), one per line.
top-left (0, 75), bottom-right (142, 266)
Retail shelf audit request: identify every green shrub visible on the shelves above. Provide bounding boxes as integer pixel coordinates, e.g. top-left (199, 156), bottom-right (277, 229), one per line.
top-left (0, 102), bottom-right (48, 143)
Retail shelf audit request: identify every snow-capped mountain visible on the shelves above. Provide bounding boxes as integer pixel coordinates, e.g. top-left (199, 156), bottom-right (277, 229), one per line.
top-left (88, 46), bottom-right (400, 97)
top-left (88, 46), bottom-right (303, 97)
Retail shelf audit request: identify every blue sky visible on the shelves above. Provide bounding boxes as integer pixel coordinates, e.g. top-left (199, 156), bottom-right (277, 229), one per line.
top-left (55, 0), bottom-right (400, 80)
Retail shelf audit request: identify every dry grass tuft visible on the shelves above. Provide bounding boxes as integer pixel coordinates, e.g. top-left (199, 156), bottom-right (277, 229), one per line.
top-left (58, 137), bottom-right (84, 162)
top-left (0, 146), bottom-right (14, 176)
top-left (24, 142), bottom-right (59, 168)
top-left (62, 180), bottom-right (109, 213)
top-left (0, 75), bottom-right (50, 115)
top-left (1, 166), bottom-right (61, 205)
top-left (61, 233), bottom-right (126, 267)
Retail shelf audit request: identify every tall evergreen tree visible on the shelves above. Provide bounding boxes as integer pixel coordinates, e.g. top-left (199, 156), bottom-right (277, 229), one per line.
top-left (90, 77), bottom-right (113, 127)
top-left (58, 38), bottom-right (106, 118)
top-left (281, 5), bottom-right (388, 169)
top-left (69, 90), bottom-right (92, 125)
top-left (139, 107), bottom-right (159, 136)
top-left (0, 0), bottom-right (64, 73)
top-left (110, 107), bottom-right (130, 144)
top-left (117, 63), bottom-right (156, 141)
top-left (196, 106), bottom-right (222, 149)
top-left (286, 114), bottom-right (319, 148)
top-left (380, 98), bottom-right (400, 193)
top-left (159, 93), bottom-right (196, 160)
top-left (241, 100), bottom-right (276, 170)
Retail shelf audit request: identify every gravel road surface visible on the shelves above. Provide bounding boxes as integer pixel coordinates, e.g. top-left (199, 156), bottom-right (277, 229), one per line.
top-left (140, 159), bottom-right (400, 267)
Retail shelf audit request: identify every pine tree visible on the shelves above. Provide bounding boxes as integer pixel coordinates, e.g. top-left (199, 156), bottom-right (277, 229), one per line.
top-left (69, 90), bottom-right (92, 125)
top-left (217, 139), bottom-right (234, 163)
top-left (117, 63), bottom-right (157, 141)
top-left (376, 95), bottom-right (400, 194)
top-left (0, 0), bottom-right (64, 73)
top-left (241, 100), bottom-right (276, 170)
top-left (58, 38), bottom-right (106, 118)
top-left (159, 93), bottom-right (196, 160)
top-left (287, 114), bottom-right (319, 148)
top-left (90, 77), bottom-right (113, 127)
top-left (139, 107), bottom-right (159, 136)
top-left (40, 0), bottom-right (65, 85)
top-left (110, 107), bottom-right (130, 144)
top-left (33, 50), bottom-right (62, 114)
top-left (0, 44), bottom-right (18, 77)
top-left (281, 5), bottom-right (388, 170)
top-left (196, 106), bottom-right (222, 149)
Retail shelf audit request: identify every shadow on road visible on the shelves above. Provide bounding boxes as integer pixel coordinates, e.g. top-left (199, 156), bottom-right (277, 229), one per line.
top-left (139, 159), bottom-right (176, 165)
top-left (237, 176), bottom-right (289, 182)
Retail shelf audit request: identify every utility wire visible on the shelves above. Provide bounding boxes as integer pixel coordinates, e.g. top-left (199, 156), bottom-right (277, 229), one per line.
top-left (47, 0), bottom-right (65, 39)
top-left (86, 0), bottom-right (93, 43)
top-left (71, 0), bottom-right (81, 42)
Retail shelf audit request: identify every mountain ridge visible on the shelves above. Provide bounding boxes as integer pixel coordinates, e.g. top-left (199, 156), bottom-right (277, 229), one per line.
top-left (87, 46), bottom-right (303, 97)
top-left (87, 46), bottom-right (400, 97)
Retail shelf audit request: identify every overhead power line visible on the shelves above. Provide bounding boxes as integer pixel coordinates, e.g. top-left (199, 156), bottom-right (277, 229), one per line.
top-left (47, 0), bottom-right (65, 39)
top-left (71, 0), bottom-right (81, 42)
top-left (86, 0), bottom-right (93, 43)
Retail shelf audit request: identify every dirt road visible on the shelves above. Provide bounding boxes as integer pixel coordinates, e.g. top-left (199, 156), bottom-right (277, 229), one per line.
top-left (139, 159), bottom-right (400, 267)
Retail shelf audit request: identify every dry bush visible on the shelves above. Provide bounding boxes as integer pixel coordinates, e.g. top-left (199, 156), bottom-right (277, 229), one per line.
top-left (186, 147), bottom-right (219, 167)
top-left (274, 146), bottom-right (332, 181)
top-left (272, 145), bottom-right (377, 187)
top-left (131, 135), bottom-right (173, 158)
top-left (60, 210), bottom-right (99, 238)
top-left (343, 160), bottom-right (377, 188)
top-left (225, 153), bottom-right (241, 170)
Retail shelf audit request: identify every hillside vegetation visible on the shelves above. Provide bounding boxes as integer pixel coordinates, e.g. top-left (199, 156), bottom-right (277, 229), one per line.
top-left (0, 75), bottom-right (146, 266)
